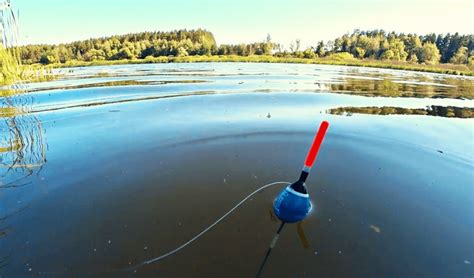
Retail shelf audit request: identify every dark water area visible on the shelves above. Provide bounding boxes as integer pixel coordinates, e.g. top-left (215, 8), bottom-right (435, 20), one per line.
top-left (1, 63), bottom-right (473, 277)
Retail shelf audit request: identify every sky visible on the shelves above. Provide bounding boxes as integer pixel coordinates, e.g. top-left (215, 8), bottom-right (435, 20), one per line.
top-left (9, 0), bottom-right (474, 48)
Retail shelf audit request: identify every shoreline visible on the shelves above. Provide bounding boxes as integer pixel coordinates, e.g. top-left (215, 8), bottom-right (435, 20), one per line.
top-left (46, 55), bottom-right (474, 76)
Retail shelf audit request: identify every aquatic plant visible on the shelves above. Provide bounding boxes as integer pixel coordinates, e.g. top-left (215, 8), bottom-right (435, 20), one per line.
top-left (0, 0), bottom-right (54, 86)
top-left (0, 45), bottom-right (22, 85)
top-left (329, 106), bottom-right (474, 118)
top-left (1, 1), bottom-right (48, 177)
top-left (47, 54), bottom-right (474, 76)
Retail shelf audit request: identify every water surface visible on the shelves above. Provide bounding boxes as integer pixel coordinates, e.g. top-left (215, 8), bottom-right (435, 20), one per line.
top-left (1, 63), bottom-right (473, 277)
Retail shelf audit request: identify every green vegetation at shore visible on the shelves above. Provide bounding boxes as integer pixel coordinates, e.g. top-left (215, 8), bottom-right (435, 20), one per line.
top-left (0, 46), bottom-right (22, 85)
top-left (16, 29), bottom-right (474, 76)
top-left (329, 106), bottom-right (474, 118)
top-left (9, 29), bottom-right (474, 76)
top-left (1, 46), bottom-right (54, 87)
top-left (52, 54), bottom-right (474, 76)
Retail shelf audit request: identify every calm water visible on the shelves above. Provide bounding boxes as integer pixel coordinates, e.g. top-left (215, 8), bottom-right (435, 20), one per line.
top-left (1, 63), bottom-right (473, 277)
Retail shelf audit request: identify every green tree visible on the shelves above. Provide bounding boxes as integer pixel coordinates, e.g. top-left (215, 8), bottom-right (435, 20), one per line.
top-left (380, 49), bottom-right (394, 60)
top-left (263, 35), bottom-right (274, 55)
top-left (404, 34), bottom-right (422, 61)
top-left (177, 47), bottom-right (189, 57)
top-left (419, 42), bottom-right (441, 65)
top-left (382, 39), bottom-right (408, 61)
top-left (407, 53), bottom-right (418, 63)
top-left (84, 49), bottom-right (105, 61)
top-left (450, 46), bottom-right (468, 64)
top-left (303, 48), bottom-right (316, 58)
top-left (355, 47), bottom-right (365, 58)
top-left (315, 41), bottom-right (325, 57)
top-left (75, 50), bottom-right (83, 61)
top-left (115, 47), bottom-right (133, 60)
top-left (236, 44), bottom-right (247, 56)
top-left (16, 28), bottom-right (473, 66)
top-left (39, 54), bottom-right (57, 65)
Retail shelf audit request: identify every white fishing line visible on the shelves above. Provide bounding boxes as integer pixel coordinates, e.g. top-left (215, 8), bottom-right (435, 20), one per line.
top-left (127, 181), bottom-right (290, 271)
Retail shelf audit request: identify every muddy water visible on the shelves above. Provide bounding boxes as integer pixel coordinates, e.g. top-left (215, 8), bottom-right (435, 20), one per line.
top-left (1, 63), bottom-right (473, 277)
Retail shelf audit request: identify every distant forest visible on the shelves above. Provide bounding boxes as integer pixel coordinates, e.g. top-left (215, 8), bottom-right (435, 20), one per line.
top-left (18, 29), bottom-right (474, 66)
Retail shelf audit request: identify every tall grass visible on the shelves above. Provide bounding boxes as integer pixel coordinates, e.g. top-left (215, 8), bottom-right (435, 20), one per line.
top-left (0, 45), bottom-right (22, 85)
top-left (0, 45), bottom-right (55, 89)
top-left (1, 10), bottom-right (54, 88)
top-left (50, 55), bottom-right (474, 76)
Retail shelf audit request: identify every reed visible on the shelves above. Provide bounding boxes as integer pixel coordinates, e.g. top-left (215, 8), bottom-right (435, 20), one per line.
top-left (0, 45), bottom-right (55, 87)
top-left (48, 55), bottom-right (474, 76)
top-left (0, 45), bottom-right (22, 85)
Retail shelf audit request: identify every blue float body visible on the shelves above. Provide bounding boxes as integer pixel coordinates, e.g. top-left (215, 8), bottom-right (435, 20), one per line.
top-left (273, 185), bottom-right (312, 223)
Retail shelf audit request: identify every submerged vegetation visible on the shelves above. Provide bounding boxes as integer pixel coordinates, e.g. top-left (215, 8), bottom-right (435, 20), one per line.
top-left (52, 54), bottom-right (474, 76)
top-left (329, 106), bottom-right (474, 118)
top-left (15, 29), bottom-right (474, 75)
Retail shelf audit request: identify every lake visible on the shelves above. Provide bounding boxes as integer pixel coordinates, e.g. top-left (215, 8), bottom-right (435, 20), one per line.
top-left (1, 63), bottom-right (473, 277)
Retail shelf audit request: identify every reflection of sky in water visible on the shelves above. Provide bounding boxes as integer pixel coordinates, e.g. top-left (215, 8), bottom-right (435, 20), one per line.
top-left (16, 62), bottom-right (474, 101)
top-left (0, 63), bottom-right (473, 276)
top-left (4, 62), bottom-right (471, 117)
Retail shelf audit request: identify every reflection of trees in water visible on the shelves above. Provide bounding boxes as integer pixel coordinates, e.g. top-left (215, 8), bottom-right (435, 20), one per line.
top-left (329, 105), bottom-right (474, 118)
top-left (0, 86), bottom-right (47, 184)
top-left (328, 75), bottom-right (474, 99)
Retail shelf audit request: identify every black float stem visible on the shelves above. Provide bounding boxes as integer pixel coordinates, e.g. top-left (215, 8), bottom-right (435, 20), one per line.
top-left (256, 221), bottom-right (286, 278)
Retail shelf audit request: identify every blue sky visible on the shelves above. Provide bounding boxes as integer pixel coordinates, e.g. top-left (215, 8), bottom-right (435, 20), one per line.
top-left (11, 0), bottom-right (474, 48)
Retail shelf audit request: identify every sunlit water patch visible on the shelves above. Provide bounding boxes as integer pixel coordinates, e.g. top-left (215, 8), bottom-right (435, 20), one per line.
top-left (0, 63), bottom-right (473, 277)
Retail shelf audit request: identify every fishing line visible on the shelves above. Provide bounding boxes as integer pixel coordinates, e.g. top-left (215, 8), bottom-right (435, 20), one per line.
top-left (124, 181), bottom-right (290, 272)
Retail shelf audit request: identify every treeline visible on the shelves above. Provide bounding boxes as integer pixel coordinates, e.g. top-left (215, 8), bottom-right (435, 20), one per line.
top-left (327, 30), bottom-right (474, 65)
top-left (216, 34), bottom-right (274, 56)
top-left (19, 29), bottom-right (217, 64)
top-left (17, 29), bottom-right (474, 66)
top-left (277, 30), bottom-right (474, 65)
